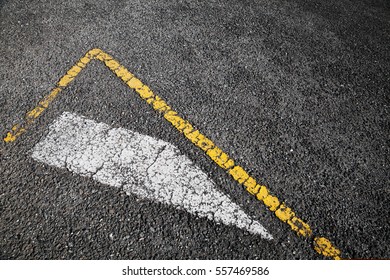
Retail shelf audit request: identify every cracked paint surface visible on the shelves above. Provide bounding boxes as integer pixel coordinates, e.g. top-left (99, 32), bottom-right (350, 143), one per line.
top-left (31, 112), bottom-right (272, 239)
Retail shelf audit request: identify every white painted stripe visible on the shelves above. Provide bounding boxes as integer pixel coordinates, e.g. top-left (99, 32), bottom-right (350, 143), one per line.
top-left (32, 112), bottom-right (272, 239)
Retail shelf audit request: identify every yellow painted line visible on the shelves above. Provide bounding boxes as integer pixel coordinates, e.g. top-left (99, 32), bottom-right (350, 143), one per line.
top-left (3, 48), bottom-right (342, 259)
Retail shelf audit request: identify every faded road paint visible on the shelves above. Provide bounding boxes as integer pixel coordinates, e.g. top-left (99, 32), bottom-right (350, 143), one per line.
top-left (32, 112), bottom-right (273, 239)
top-left (3, 48), bottom-right (341, 259)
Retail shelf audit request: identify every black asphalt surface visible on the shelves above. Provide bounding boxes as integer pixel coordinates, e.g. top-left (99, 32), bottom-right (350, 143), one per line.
top-left (1, 0), bottom-right (389, 259)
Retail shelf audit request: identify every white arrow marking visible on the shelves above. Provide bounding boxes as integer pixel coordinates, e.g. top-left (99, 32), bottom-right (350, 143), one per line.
top-left (31, 112), bottom-right (272, 239)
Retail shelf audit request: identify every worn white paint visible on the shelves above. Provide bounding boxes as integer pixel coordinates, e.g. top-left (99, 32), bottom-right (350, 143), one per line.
top-left (32, 112), bottom-right (272, 239)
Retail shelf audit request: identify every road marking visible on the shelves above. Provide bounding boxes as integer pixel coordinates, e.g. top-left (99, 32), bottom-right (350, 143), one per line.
top-left (32, 112), bottom-right (273, 239)
top-left (4, 48), bottom-right (341, 259)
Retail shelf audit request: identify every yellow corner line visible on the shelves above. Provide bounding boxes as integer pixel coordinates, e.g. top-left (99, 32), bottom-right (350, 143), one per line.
top-left (3, 49), bottom-right (342, 260)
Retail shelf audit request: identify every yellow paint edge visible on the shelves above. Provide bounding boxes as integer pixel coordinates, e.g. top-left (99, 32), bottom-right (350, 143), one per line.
top-left (3, 49), bottom-right (101, 143)
top-left (3, 48), bottom-right (342, 260)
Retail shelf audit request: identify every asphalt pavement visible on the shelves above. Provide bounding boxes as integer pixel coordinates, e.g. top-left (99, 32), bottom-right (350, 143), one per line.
top-left (0, 0), bottom-right (389, 259)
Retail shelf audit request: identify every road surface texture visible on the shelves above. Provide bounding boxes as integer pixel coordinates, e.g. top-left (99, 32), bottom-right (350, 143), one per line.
top-left (1, 0), bottom-right (389, 259)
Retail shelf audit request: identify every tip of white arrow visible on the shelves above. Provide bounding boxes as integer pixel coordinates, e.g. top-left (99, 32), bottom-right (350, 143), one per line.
top-left (248, 221), bottom-right (273, 240)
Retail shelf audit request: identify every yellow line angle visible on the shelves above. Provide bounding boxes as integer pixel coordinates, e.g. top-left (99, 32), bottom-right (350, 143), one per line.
top-left (3, 48), bottom-right (342, 260)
